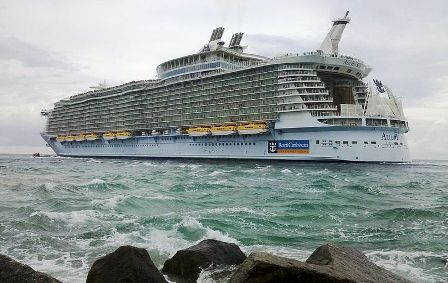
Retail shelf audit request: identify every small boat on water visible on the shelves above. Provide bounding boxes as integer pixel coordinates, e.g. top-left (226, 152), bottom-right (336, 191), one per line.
top-left (32, 153), bottom-right (53, 158)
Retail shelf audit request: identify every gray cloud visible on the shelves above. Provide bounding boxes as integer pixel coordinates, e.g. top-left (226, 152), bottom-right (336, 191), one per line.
top-left (0, 36), bottom-right (75, 70)
top-left (245, 34), bottom-right (317, 58)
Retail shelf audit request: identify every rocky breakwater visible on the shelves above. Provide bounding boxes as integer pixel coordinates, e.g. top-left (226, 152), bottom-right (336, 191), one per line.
top-left (0, 240), bottom-right (413, 283)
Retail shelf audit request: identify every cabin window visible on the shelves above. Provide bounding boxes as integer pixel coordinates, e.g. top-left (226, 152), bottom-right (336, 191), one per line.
top-left (371, 141), bottom-right (377, 144)
top-left (352, 141), bottom-right (357, 144)
top-left (343, 141), bottom-right (349, 144)
top-left (316, 140), bottom-right (319, 144)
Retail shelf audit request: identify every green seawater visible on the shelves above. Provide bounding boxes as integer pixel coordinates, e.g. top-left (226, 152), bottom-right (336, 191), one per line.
top-left (0, 154), bottom-right (447, 282)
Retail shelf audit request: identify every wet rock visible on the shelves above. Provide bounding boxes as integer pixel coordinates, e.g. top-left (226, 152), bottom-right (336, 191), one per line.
top-left (0, 254), bottom-right (61, 283)
top-left (305, 244), bottom-right (412, 283)
top-left (86, 245), bottom-right (167, 283)
top-left (162, 239), bottom-right (246, 282)
top-left (229, 245), bottom-right (413, 283)
top-left (228, 252), bottom-right (340, 283)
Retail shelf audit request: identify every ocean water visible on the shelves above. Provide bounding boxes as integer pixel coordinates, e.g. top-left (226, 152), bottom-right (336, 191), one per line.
top-left (0, 154), bottom-right (446, 283)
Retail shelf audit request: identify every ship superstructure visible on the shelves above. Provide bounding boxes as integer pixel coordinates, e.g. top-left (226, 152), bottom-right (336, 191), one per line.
top-left (41, 12), bottom-right (411, 162)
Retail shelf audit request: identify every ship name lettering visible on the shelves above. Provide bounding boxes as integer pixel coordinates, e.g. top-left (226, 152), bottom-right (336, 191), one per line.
top-left (343, 59), bottom-right (360, 68)
top-left (381, 132), bottom-right (398, 141)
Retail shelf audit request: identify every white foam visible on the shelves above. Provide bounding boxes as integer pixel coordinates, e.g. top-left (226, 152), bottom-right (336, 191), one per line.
top-left (308, 168), bottom-right (329, 176)
top-left (30, 210), bottom-right (100, 226)
top-left (15, 252), bottom-right (88, 283)
top-left (175, 216), bottom-right (240, 246)
top-left (209, 170), bottom-right (225, 176)
top-left (144, 228), bottom-right (190, 256)
top-left (244, 244), bottom-right (312, 261)
top-left (208, 169), bottom-right (236, 176)
top-left (86, 158), bottom-right (103, 163)
top-left (197, 264), bottom-right (237, 283)
top-left (44, 182), bottom-right (56, 190)
top-left (91, 195), bottom-right (128, 209)
top-left (366, 250), bottom-right (447, 282)
top-left (142, 162), bottom-right (159, 167)
top-left (136, 194), bottom-right (177, 200)
top-left (281, 168), bottom-right (292, 174)
top-left (84, 178), bottom-right (106, 185)
top-left (197, 207), bottom-right (274, 217)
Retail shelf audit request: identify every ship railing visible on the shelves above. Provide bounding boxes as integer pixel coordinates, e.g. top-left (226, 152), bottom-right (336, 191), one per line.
top-left (275, 51), bottom-right (366, 65)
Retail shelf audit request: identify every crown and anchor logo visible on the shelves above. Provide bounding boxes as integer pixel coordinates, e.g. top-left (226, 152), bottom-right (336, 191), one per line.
top-left (268, 141), bottom-right (277, 153)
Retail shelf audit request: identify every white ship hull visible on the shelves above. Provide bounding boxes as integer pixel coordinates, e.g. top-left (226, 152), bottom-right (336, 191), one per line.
top-left (42, 126), bottom-right (411, 163)
top-left (187, 132), bottom-right (210, 137)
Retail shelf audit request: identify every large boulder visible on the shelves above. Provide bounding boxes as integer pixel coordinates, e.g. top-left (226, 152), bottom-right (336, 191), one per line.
top-left (228, 252), bottom-right (345, 283)
top-left (162, 239), bottom-right (246, 282)
top-left (305, 244), bottom-right (412, 283)
top-left (229, 244), bottom-right (412, 283)
top-left (86, 245), bottom-right (167, 283)
top-left (0, 254), bottom-right (61, 283)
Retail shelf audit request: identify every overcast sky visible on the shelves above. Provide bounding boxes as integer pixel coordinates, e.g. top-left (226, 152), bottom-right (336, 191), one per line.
top-left (0, 0), bottom-right (447, 160)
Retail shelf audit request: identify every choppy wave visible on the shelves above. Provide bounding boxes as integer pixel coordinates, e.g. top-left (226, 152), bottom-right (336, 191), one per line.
top-left (0, 155), bottom-right (447, 282)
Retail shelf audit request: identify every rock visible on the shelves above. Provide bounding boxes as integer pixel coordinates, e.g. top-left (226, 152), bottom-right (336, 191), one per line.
top-left (0, 254), bottom-right (61, 283)
top-left (229, 252), bottom-right (344, 283)
top-left (86, 245), bottom-right (167, 283)
top-left (162, 239), bottom-right (246, 282)
top-left (229, 245), bottom-right (413, 283)
top-left (306, 244), bottom-right (412, 283)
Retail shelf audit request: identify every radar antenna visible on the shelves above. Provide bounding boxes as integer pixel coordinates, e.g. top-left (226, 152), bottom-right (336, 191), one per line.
top-left (319, 11), bottom-right (350, 55)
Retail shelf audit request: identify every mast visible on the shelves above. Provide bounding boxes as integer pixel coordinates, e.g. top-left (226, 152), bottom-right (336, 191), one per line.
top-left (319, 11), bottom-right (350, 55)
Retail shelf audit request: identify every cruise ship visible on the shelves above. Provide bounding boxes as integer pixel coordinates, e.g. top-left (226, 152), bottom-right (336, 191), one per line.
top-left (40, 12), bottom-right (411, 162)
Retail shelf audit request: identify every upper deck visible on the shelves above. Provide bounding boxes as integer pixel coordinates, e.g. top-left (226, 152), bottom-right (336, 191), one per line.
top-left (273, 51), bottom-right (371, 80)
top-left (156, 28), bottom-right (268, 81)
